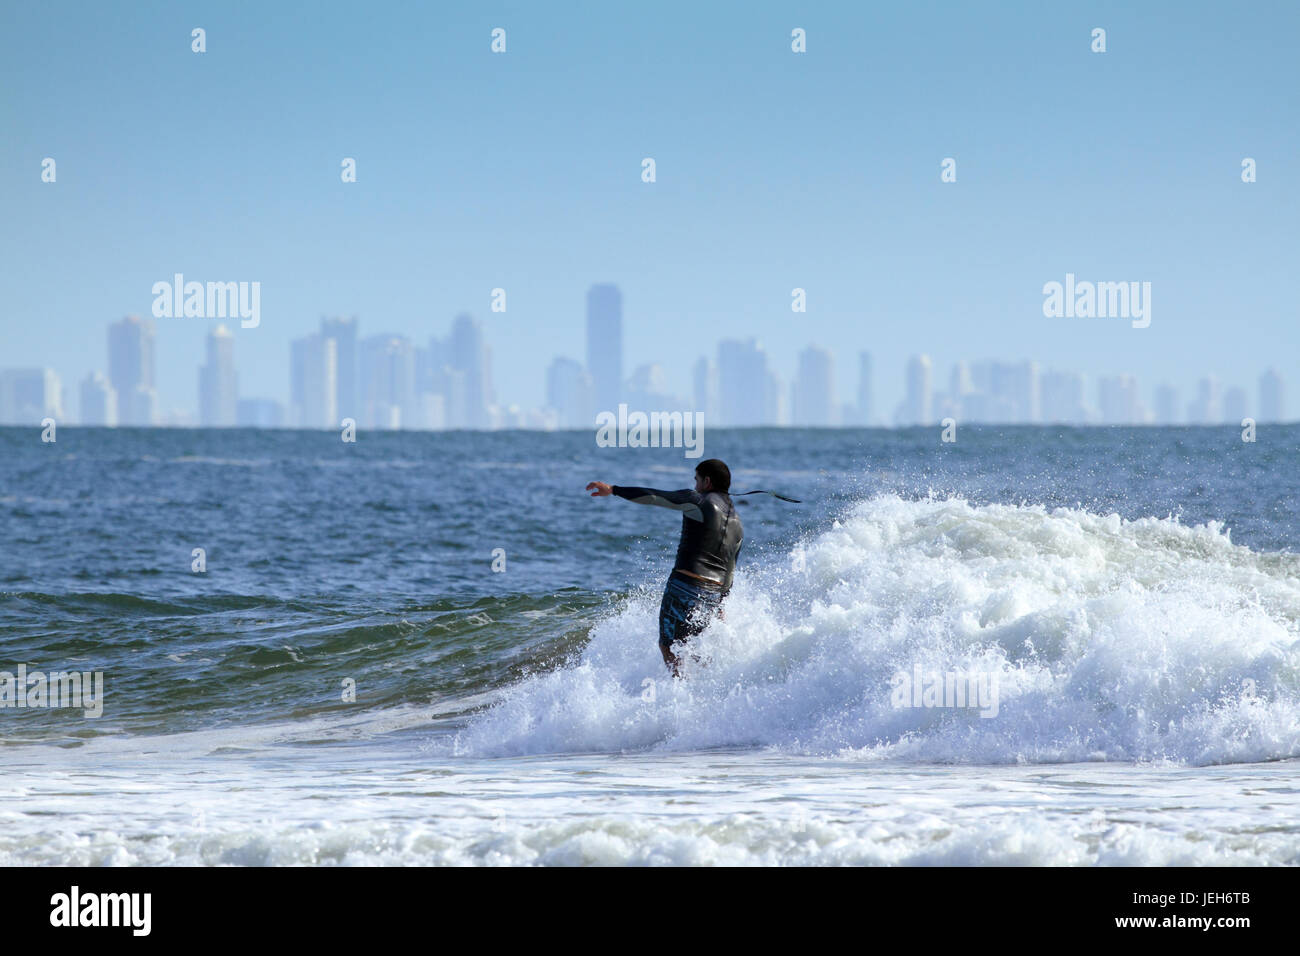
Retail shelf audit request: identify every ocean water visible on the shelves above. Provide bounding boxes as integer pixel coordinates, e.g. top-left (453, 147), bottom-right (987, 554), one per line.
top-left (1, 425), bottom-right (1298, 865)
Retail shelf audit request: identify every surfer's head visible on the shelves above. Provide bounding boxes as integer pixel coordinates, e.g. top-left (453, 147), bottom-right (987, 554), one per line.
top-left (694, 459), bottom-right (731, 494)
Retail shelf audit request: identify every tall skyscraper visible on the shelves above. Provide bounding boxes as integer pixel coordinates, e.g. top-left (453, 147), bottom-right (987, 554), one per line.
top-left (585, 284), bottom-right (623, 415)
top-left (1187, 376), bottom-right (1221, 424)
top-left (546, 357), bottom-right (593, 429)
top-left (320, 316), bottom-right (358, 425)
top-left (108, 315), bottom-right (156, 425)
top-left (1041, 370), bottom-right (1089, 423)
top-left (198, 325), bottom-right (238, 426)
top-left (420, 392), bottom-right (446, 430)
top-left (359, 334), bottom-right (418, 429)
top-left (1154, 384), bottom-right (1181, 425)
top-left (1098, 374), bottom-right (1145, 424)
top-left (79, 372), bottom-right (117, 426)
top-left (1010, 361), bottom-right (1041, 422)
top-left (947, 360), bottom-right (973, 416)
top-left (966, 360), bottom-right (1040, 423)
top-left (1259, 368), bottom-right (1285, 422)
top-left (793, 346), bottom-right (836, 426)
top-left (440, 365), bottom-right (467, 429)
top-left (897, 355), bottom-right (933, 426)
top-left (0, 368), bottom-right (62, 424)
top-left (961, 361), bottom-right (997, 422)
top-left (1223, 386), bottom-right (1248, 425)
top-left (764, 367), bottom-right (786, 426)
top-left (857, 352), bottom-right (874, 426)
top-left (717, 338), bottom-right (771, 426)
top-left (417, 335), bottom-right (454, 423)
top-left (290, 333), bottom-right (337, 428)
top-left (446, 314), bottom-right (492, 428)
top-left (692, 356), bottom-right (717, 423)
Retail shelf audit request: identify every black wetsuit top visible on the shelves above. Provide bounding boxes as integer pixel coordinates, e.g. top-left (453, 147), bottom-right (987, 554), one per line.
top-left (611, 486), bottom-right (744, 595)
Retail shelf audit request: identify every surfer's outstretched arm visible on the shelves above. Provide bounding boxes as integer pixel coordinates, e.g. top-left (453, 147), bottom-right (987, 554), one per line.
top-left (590, 484), bottom-right (705, 521)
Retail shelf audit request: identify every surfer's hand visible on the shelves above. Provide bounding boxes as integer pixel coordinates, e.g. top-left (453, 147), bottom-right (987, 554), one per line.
top-left (586, 481), bottom-right (613, 497)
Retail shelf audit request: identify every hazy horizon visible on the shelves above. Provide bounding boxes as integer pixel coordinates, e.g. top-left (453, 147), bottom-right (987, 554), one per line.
top-left (3, 1), bottom-right (1297, 421)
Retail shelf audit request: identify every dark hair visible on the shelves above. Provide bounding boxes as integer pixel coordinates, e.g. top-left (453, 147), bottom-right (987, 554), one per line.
top-left (695, 458), bottom-right (731, 492)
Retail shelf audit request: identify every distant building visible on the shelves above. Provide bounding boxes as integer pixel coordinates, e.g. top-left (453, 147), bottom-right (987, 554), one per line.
top-left (320, 316), bottom-right (358, 424)
top-left (418, 337), bottom-right (449, 424)
top-left (445, 314), bottom-right (492, 428)
top-left (161, 407), bottom-right (195, 428)
top-left (947, 360), bottom-right (973, 417)
top-left (359, 334), bottom-right (417, 429)
top-left (125, 386), bottom-right (158, 426)
top-left (625, 363), bottom-right (683, 415)
top-left (1098, 374), bottom-right (1146, 424)
top-left (0, 368), bottom-right (62, 424)
top-left (108, 315), bottom-right (157, 425)
top-left (585, 284), bottom-right (623, 415)
top-left (497, 404), bottom-right (529, 429)
top-left (439, 366), bottom-right (467, 429)
top-left (1259, 368), bottom-right (1285, 423)
top-left (793, 346), bottom-right (836, 426)
top-left (692, 356), bottom-right (717, 423)
top-left (420, 392), bottom-right (446, 430)
top-left (896, 354), bottom-right (932, 426)
top-left (717, 338), bottom-right (771, 426)
top-left (1186, 376), bottom-right (1221, 425)
top-left (1041, 370), bottom-right (1089, 423)
top-left (546, 357), bottom-right (593, 429)
top-left (764, 367), bottom-right (786, 426)
top-left (962, 362), bottom-right (1005, 422)
top-left (1153, 384), bottom-right (1181, 425)
top-left (962, 360), bottom-right (1039, 423)
top-left (198, 325), bottom-right (238, 426)
top-left (414, 316), bottom-right (495, 429)
top-left (856, 352), bottom-right (874, 426)
top-left (527, 406), bottom-right (558, 430)
top-left (79, 372), bottom-right (117, 426)
top-left (1007, 361), bottom-right (1041, 423)
top-left (290, 333), bottom-right (338, 428)
top-left (1223, 386), bottom-right (1248, 425)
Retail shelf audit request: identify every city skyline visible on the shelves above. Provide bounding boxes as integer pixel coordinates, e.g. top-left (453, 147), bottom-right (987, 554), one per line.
top-left (0, 283), bottom-right (1290, 428)
top-left (3, 3), bottom-right (1297, 424)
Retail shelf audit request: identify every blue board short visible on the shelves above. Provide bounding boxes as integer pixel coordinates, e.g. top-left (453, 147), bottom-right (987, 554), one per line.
top-left (658, 573), bottom-right (723, 649)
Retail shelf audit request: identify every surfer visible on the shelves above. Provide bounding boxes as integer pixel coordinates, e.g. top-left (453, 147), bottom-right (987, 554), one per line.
top-left (587, 459), bottom-right (742, 676)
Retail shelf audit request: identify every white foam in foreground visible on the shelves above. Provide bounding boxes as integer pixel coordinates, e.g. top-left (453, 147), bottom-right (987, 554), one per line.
top-left (3, 752), bottom-right (1296, 865)
top-left (453, 495), bottom-right (1300, 764)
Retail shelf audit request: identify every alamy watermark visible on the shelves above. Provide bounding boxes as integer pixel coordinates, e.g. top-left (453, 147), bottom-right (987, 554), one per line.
top-left (1, 664), bottom-right (104, 718)
top-left (595, 404), bottom-right (704, 459)
top-left (891, 664), bottom-right (999, 718)
top-left (1042, 273), bottom-right (1150, 329)
top-left (151, 273), bottom-right (260, 328)
top-left (50, 886), bottom-right (150, 936)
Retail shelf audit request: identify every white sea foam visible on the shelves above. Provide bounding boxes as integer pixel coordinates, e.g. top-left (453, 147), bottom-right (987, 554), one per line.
top-left (454, 495), bottom-right (1300, 764)
top-left (3, 753), bottom-right (1296, 866)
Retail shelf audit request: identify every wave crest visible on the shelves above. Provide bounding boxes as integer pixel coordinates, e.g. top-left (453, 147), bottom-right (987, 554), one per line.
top-left (454, 495), bottom-right (1300, 765)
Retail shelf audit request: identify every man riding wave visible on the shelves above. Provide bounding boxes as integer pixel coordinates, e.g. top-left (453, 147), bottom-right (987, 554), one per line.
top-left (587, 459), bottom-right (742, 676)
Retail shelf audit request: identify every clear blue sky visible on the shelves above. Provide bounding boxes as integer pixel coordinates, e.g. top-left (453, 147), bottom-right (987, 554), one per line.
top-left (2, 0), bottom-right (1297, 418)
